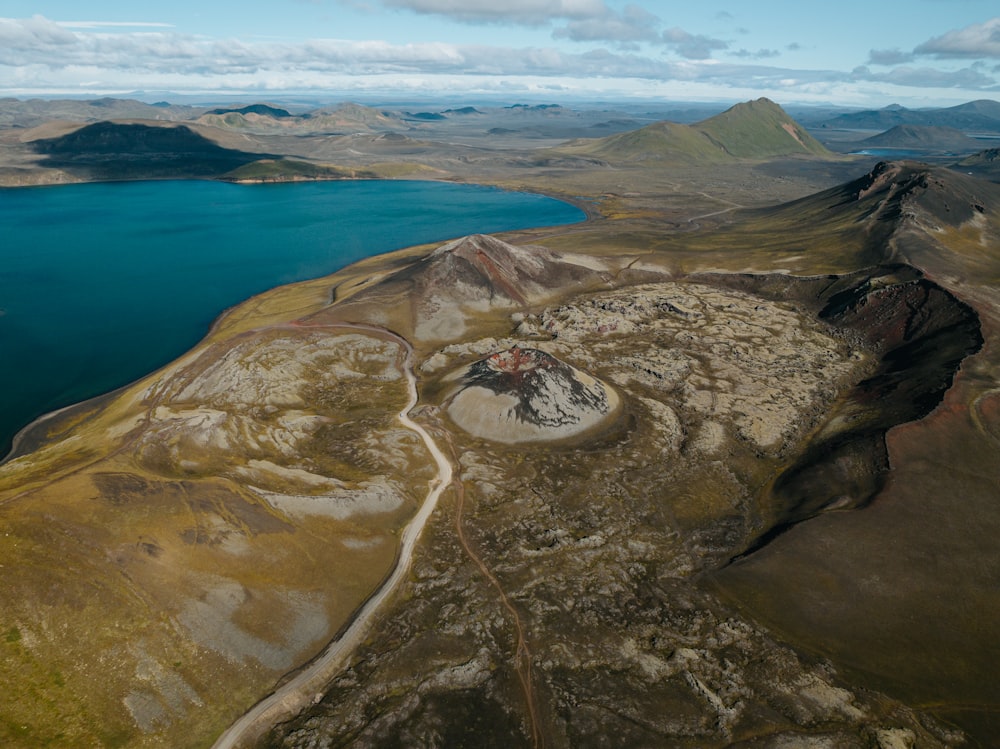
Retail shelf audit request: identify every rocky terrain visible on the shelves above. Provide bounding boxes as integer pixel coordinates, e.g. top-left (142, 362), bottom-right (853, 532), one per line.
top-left (263, 244), bottom-right (978, 748)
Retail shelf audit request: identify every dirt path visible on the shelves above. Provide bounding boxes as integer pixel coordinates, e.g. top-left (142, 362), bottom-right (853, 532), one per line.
top-left (212, 321), bottom-right (453, 749)
top-left (436, 428), bottom-right (545, 748)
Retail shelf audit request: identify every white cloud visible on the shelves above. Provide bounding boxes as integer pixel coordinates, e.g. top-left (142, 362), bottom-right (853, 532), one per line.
top-left (56, 21), bottom-right (176, 29)
top-left (0, 15), bottom-right (78, 49)
top-left (1, 13), bottom-right (998, 104)
top-left (378, 0), bottom-right (609, 25)
top-left (914, 17), bottom-right (1000, 59)
top-left (554, 4), bottom-right (661, 45)
top-left (661, 27), bottom-right (728, 60)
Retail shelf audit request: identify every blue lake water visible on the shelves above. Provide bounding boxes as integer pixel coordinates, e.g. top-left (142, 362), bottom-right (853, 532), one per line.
top-left (849, 148), bottom-right (927, 158)
top-left (0, 179), bottom-right (584, 455)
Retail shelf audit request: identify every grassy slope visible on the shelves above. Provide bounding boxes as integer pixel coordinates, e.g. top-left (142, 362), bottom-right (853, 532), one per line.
top-left (553, 97), bottom-right (832, 165)
top-left (696, 97), bottom-right (830, 158)
top-left (0, 271), bottom-right (435, 747)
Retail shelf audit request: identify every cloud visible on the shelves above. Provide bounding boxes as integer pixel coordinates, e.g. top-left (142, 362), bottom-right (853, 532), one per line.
top-left (0, 16), bottom-right (682, 82)
top-left (868, 48), bottom-right (915, 65)
top-left (56, 21), bottom-right (176, 29)
top-left (0, 14), bottom-right (77, 49)
top-left (2, 13), bottom-right (998, 103)
top-left (554, 4), bottom-right (661, 45)
top-left (914, 17), bottom-right (1000, 59)
top-left (379, 0), bottom-right (665, 48)
top-left (852, 63), bottom-right (996, 89)
top-left (378, 0), bottom-right (610, 25)
top-left (730, 48), bottom-right (780, 60)
top-left (661, 27), bottom-right (728, 59)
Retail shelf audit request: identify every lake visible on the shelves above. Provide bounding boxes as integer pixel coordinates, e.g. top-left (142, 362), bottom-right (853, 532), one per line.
top-left (848, 148), bottom-right (928, 158)
top-left (0, 179), bottom-right (584, 456)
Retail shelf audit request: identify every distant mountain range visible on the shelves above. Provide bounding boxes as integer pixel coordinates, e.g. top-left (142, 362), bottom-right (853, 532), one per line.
top-left (857, 124), bottom-right (984, 152)
top-left (9, 95), bottom-right (1000, 184)
top-left (816, 99), bottom-right (1000, 132)
top-left (0, 96), bottom-right (198, 128)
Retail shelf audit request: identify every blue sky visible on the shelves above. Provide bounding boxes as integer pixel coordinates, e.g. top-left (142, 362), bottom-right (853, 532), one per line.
top-left (1, 0), bottom-right (999, 106)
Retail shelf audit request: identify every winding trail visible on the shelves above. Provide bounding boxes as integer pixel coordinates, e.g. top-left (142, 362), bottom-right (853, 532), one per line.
top-left (435, 427), bottom-right (544, 748)
top-left (212, 321), bottom-right (453, 749)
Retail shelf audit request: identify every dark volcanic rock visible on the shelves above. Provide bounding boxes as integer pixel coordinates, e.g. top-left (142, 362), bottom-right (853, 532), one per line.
top-left (732, 265), bottom-right (982, 555)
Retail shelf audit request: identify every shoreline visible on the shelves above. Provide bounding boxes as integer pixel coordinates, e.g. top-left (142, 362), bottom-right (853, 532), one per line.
top-left (0, 175), bottom-right (593, 465)
top-left (0, 169), bottom-right (601, 221)
top-left (1, 386), bottom-right (126, 465)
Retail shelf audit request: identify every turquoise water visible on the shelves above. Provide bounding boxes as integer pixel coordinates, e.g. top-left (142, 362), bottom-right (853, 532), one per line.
top-left (0, 179), bottom-right (584, 455)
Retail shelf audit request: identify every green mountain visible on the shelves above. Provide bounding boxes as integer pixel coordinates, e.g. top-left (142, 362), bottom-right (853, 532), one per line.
top-left (697, 98), bottom-right (830, 157)
top-left (552, 97), bottom-right (831, 164)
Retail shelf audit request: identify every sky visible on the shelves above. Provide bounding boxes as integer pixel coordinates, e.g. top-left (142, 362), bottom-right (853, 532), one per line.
top-left (1, 0), bottom-right (999, 107)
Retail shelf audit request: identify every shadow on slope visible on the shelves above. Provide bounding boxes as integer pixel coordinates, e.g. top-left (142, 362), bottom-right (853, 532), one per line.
top-left (714, 265), bottom-right (982, 555)
top-left (32, 121), bottom-right (271, 180)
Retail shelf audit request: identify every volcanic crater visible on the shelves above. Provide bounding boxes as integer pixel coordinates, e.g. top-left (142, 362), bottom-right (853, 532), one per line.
top-left (444, 346), bottom-right (620, 443)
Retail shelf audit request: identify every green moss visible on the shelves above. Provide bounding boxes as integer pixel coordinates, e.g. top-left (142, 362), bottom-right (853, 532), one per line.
top-left (3, 627), bottom-right (20, 644)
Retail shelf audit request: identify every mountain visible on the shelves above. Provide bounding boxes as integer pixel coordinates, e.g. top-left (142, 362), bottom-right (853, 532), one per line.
top-left (553, 97), bottom-right (831, 164)
top-left (444, 346), bottom-right (620, 443)
top-left (696, 98), bottom-right (829, 158)
top-left (960, 146), bottom-right (1000, 165)
top-left (306, 102), bottom-right (404, 129)
top-left (30, 121), bottom-right (269, 179)
top-left (821, 99), bottom-right (1000, 132)
top-left (195, 102), bottom-right (408, 134)
top-left (956, 147), bottom-right (1000, 182)
top-left (701, 159), bottom-right (1000, 278)
top-left (205, 103), bottom-right (292, 118)
top-left (332, 233), bottom-right (611, 342)
top-left (0, 96), bottom-right (201, 128)
top-left (857, 124), bottom-right (983, 152)
top-left (801, 160), bottom-right (995, 252)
